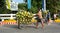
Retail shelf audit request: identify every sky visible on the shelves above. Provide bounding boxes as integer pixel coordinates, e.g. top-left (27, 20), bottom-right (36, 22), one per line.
top-left (12, 0), bottom-right (25, 3)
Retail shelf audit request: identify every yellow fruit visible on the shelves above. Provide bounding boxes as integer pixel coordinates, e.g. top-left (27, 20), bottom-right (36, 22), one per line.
top-left (55, 19), bottom-right (60, 23)
top-left (31, 18), bottom-right (37, 23)
top-left (20, 22), bottom-right (21, 23)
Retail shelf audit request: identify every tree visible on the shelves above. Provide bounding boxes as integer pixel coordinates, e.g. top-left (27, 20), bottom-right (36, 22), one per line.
top-left (24, 0), bottom-right (60, 14)
top-left (18, 3), bottom-right (27, 10)
top-left (46, 0), bottom-right (60, 16)
top-left (0, 0), bottom-right (10, 14)
top-left (0, 0), bottom-right (5, 7)
top-left (24, 0), bottom-right (42, 13)
top-left (46, 0), bottom-right (60, 12)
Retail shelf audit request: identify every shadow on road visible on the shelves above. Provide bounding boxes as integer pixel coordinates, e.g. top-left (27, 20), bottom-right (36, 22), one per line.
top-left (2, 24), bottom-right (37, 29)
top-left (3, 24), bottom-right (18, 29)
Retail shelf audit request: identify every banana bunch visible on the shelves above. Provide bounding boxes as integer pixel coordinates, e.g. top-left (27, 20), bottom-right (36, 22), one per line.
top-left (16, 10), bottom-right (34, 24)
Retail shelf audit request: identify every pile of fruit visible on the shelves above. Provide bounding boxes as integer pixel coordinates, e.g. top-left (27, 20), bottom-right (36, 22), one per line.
top-left (55, 19), bottom-right (60, 23)
top-left (16, 10), bottom-right (35, 24)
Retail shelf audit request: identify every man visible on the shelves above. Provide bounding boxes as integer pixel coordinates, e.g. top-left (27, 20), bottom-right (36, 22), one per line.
top-left (35, 9), bottom-right (44, 28)
top-left (46, 11), bottom-right (51, 25)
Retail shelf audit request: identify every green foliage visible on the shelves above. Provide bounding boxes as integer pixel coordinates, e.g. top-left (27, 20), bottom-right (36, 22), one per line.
top-left (30, 7), bottom-right (38, 14)
top-left (18, 3), bottom-right (27, 10)
top-left (46, 0), bottom-right (60, 14)
top-left (0, 0), bottom-right (5, 7)
top-left (21, 0), bottom-right (60, 16)
top-left (0, 0), bottom-right (10, 14)
top-left (0, 0), bottom-right (60, 14)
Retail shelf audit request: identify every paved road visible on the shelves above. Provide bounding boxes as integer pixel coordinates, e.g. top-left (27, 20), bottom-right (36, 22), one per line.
top-left (0, 23), bottom-right (60, 33)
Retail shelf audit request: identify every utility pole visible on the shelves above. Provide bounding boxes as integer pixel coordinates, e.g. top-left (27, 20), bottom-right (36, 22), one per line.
top-left (42, 0), bottom-right (46, 11)
top-left (27, 0), bottom-right (31, 11)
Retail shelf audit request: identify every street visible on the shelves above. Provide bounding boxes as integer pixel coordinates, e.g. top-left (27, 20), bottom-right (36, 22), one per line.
top-left (0, 23), bottom-right (60, 33)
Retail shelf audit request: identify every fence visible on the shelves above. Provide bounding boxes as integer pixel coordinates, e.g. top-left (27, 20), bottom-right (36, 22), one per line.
top-left (0, 14), bottom-right (16, 21)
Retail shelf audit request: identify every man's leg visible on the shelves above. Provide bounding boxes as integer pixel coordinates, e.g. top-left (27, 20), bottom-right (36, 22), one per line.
top-left (36, 22), bottom-right (39, 28)
top-left (41, 19), bottom-right (44, 29)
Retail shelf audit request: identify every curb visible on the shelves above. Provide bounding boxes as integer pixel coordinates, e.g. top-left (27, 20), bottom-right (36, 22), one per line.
top-left (0, 22), bottom-right (17, 26)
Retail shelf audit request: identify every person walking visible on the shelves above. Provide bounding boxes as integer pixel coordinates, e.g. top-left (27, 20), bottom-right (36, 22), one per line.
top-left (46, 11), bottom-right (51, 25)
top-left (35, 9), bottom-right (44, 29)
